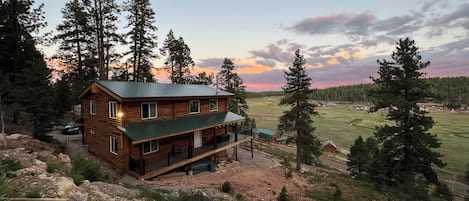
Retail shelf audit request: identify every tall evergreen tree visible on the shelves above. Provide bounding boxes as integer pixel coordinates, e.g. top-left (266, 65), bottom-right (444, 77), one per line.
top-left (217, 58), bottom-right (249, 117)
top-left (369, 38), bottom-right (445, 196)
top-left (0, 0), bottom-right (47, 124)
top-left (278, 50), bottom-right (321, 171)
top-left (160, 29), bottom-right (194, 84)
top-left (188, 72), bottom-right (214, 85)
top-left (55, 0), bottom-right (95, 102)
top-left (124, 0), bottom-right (158, 82)
top-left (347, 136), bottom-right (378, 178)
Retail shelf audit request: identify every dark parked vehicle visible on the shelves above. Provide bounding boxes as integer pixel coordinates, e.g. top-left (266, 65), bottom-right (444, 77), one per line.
top-left (62, 121), bottom-right (82, 135)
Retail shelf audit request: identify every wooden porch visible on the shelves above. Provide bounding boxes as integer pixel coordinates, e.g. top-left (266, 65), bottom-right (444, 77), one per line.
top-left (130, 133), bottom-right (252, 180)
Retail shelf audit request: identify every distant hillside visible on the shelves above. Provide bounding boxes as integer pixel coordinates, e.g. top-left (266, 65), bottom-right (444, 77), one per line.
top-left (248, 76), bottom-right (469, 107)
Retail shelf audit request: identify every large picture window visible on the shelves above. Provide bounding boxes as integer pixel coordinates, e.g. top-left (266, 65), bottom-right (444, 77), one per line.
top-left (143, 140), bottom-right (159, 154)
top-left (141, 102), bottom-right (157, 119)
top-left (110, 136), bottom-right (118, 155)
top-left (189, 100), bottom-right (200, 114)
top-left (109, 101), bottom-right (117, 119)
top-left (90, 100), bottom-right (96, 115)
top-left (209, 99), bottom-right (218, 112)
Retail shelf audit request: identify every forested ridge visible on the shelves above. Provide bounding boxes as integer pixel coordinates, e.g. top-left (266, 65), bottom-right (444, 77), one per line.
top-left (248, 76), bottom-right (469, 107)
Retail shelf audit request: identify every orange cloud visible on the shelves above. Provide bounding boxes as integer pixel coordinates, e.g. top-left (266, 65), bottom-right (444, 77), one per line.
top-left (233, 60), bottom-right (273, 74)
top-left (342, 52), bottom-right (351, 60)
top-left (327, 58), bottom-right (339, 65)
top-left (353, 52), bottom-right (363, 59)
top-left (305, 62), bottom-right (324, 69)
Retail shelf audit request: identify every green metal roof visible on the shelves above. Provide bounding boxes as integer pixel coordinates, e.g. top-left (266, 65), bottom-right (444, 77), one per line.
top-left (254, 128), bottom-right (276, 140)
top-left (96, 80), bottom-right (233, 98)
top-left (275, 136), bottom-right (288, 141)
top-left (120, 112), bottom-right (245, 142)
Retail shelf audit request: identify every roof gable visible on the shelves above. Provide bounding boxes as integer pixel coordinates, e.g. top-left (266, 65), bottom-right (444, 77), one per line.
top-left (81, 80), bottom-right (233, 99)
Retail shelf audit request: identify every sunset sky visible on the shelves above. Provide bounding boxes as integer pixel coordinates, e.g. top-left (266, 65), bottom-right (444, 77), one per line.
top-left (37, 0), bottom-right (469, 91)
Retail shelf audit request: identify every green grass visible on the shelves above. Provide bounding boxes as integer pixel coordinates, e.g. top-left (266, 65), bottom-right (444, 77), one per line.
top-left (247, 96), bottom-right (469, 185)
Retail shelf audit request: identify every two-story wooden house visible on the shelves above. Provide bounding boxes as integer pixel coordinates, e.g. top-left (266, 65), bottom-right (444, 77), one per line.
top-left (79, 80), bottom-right (251, 179)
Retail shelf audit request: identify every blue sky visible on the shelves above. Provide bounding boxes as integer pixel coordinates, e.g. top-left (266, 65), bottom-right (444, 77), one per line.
top-left (37, 0), bottom-right (469, 91)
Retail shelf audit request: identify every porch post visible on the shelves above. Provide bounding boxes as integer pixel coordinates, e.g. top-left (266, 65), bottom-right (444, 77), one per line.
top-left (139, 143), bottom-right (144, 175)
top-left (213, 128), bottom-right (217, 149)
top-left (234, 124), bottom-right (238, 161)
top-left (250, 138), bottom-right (254, 159)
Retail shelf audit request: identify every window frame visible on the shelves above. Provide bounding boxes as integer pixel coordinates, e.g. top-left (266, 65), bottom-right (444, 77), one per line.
top-left (209, 99), bottom-right (218, 112)
top-left (142, 140), bottom-right (159, 155)
top-left (90, 100), bottom-right (96, 115)
top-left (141, 102), bottom-right (158, 120)
top-left (109, 101), bottom-right (117, 119)
top-left (189, 100), bottom-right (200, 114)
top-left (110, 136), bottom-right (118, 155)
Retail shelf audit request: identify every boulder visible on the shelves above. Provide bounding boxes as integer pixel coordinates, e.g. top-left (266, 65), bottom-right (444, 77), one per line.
top-left (69, 190), bottom-right (89, 201)
top-left (58, 153), bottom-right (71, 168)
top-left (7, 133), bottom-right (31, 140)
top-left (16, 166), bottom-right (47, 176)
top-left (56, 176), bottom-right (77, 198)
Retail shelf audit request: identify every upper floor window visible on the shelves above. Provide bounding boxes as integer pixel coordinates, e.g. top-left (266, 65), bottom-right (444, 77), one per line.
top-left (189, 100), bottom-right (200, 114)
top-left (90, 100), bottom-right (96, 115)
top-left (143, 140), bottom-right (159, 154)
top-left (209, 99), bottom-right (218, 112)
top-left (110, 136), bottom-right (118, 155)
top-left (141, 102), bottom-right (157, 119)
top-left (109, 101), bottom-right (117, 119)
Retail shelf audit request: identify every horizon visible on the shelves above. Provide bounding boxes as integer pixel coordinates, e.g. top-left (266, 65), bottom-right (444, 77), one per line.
top-left (37, 0), bottom-right (469, 91)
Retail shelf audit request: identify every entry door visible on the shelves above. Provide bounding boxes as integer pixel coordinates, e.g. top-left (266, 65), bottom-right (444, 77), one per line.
top-left (194, 131), bottom-right (202, 148)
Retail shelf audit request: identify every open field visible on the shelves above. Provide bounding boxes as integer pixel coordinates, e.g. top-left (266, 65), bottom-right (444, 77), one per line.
top-left (247, 96), bottom-right (469, 185)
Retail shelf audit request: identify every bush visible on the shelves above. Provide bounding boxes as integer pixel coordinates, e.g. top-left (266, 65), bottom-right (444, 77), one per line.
top-left (221, 181), bottom-right (231, 193)
top-left (46, 158), bottom-right (58, 173)
top-left (433, 183), bottom-right (454, 201)
top-left (0, 175), bottom-right (17, 199)
top-left (25, 187), bottom-right (42, 198)
top-left (331, 183), bottom-right (342, 201)
top-left (235, 193), bottom-right (246, 201)
top-left (278, 186), bottom-right (289, 201)
top-left (0, 158), bottom-right (22, 173)
top-left (66, 156), bottom-right (109, 185)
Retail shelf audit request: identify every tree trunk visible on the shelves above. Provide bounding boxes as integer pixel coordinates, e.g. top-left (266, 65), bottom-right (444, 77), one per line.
top-left (296, 130), bottom-right (301, 172)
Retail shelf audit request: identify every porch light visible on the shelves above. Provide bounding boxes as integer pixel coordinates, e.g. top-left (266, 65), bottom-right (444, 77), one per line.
top-left (118, 112), bottom-right (124, 117)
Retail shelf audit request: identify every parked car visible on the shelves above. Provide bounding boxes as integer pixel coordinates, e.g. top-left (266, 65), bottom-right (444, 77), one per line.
top-left (62, 121), bottom-right (82, 135)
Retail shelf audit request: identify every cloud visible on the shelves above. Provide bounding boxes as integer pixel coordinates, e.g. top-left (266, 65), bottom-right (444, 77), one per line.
top-left (426, 3), bottom-right (469, 36)
top-left (196, 58), bottom-right (225, 69)
top-left (287, 12), bottom-right (375, 37)
top-left (249, 43), bottom-right (293, 64)
top-left (234, 60), bottom-right (274, 74)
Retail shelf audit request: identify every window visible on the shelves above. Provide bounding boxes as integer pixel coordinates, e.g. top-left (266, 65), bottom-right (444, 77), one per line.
top-left (109, 101), bottom-right (117, 119)
top-left (143, 140), bottom-right (159, 154)
top-left (90, 100), bottom-right (96, 115)
top-left (141, 102), bottom-right (157, 119)
top-left (189, 100), bottom-right (200, 114)
top-left (209, 99), bottom-right (218, 112)
top-left (110, 136), bottom-right (118, 155)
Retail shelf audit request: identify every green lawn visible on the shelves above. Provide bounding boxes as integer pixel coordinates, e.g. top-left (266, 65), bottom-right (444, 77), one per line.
top-left (247, 96), bottom-right (469, 184)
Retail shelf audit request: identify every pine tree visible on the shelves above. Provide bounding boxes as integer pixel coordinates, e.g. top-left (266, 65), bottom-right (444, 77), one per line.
top-left (124, 0), bottom-right (158, 82)
top-left (188, 72), bottom-right (214, 85)
top-left (347, 136), bottom-right (378, 178)
top-left (278, 49), bottom-right (321, 171)
top-left (160, 29), bottom-right (194, 84)
top-left (217, 58), bottom-right (249, 117)
top-left (369, 38), bottom-right (445, 195)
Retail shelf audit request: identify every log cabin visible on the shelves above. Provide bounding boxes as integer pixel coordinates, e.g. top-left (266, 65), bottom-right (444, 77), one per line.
top-left (79, 80), bottom-right (251, 179)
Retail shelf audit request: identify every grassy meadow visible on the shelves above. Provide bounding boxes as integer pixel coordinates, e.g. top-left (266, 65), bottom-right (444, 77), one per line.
top-left (247, 96), bottom-right (469, 184)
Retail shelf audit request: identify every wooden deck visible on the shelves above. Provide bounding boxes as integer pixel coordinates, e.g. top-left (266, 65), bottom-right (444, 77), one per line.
top-left (140, 136), bottom-right (252, 180)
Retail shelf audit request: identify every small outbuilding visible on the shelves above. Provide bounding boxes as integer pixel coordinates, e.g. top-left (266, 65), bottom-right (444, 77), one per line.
top-left (321, 140), bottom-right (337, 152)
top-left (254, 128), bottom-right (288, 144)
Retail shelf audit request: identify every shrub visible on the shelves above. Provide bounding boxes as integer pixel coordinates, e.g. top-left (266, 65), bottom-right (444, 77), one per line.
top-left (433, 183), bottom-right (454, 201)
top-left (46, 158), bottom-right (58, 173)
top-left (221, 181), bottom-right (231, 193)
top-left (66, 156), bottom-right (109, 185)
top-left (235, 193), bottom-right (246, 201)
top-left (278, 186), bottom-right (289, 201)
top-left (0, 175), bottom-right (17, 199)
top-left (332, 184), bottom-right (342, 201)
top-left (25, 187), bottom-right (42, 198)
top-left (0, 158), bottom-right (22, 173)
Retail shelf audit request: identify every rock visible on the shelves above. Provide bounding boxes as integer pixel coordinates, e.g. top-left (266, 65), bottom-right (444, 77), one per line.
top-left (56, 176), bottom-right (77, 198)
top-left (7, 133), bottom-right (31, 140)
top-left (34, 159), bottom-right (47, 170)
top-left (58, 153), bottom-right (71, 167)
top-left (69, 190), bottom-right (88, 201)
top-left (36, 150), bottom-right (54, 162)
top-left (16, 166), bottom-right (47, 176)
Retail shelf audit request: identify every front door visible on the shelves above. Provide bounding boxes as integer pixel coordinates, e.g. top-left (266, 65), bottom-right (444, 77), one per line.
top-left (194, 131), bottom-right (202, 148)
